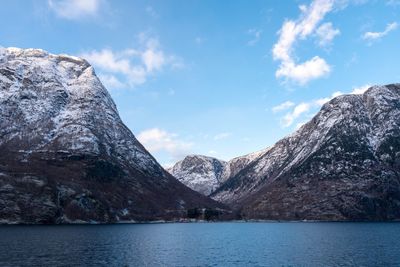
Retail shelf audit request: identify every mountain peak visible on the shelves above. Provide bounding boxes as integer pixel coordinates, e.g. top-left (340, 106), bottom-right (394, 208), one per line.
top-left (168, 149), bottom-right (268, 196)
top-left (211, 83), bottom-right (400, 220)
top-left (1, 47), bottom-right (89, 65)
top-left (0, 47), bottom-right (223, 223)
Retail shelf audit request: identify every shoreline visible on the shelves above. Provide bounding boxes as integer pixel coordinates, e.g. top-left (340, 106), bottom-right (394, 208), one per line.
top-left (1, 219), bottom-right (400, 226)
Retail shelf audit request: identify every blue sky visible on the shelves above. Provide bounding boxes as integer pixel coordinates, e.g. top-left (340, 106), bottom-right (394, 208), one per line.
top-left (1, 0), bottom-right (399, 166)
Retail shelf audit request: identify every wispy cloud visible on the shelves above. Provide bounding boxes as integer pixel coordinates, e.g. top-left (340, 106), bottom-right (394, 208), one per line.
top-left (363, 22), bottom-right (398, 42)
top-left (48, 0), bottom-right (102, 20)
top-left (315, 22), bottom-right (340, 47)
top-left (213, 132), bottom-right (232, 141)
top-left (247, 29), bottom-right (262, 46)
top-left (137, 128), bottom-right (193, 159)
top-left (145, 6), bottom-right (158, 18)
top-left (272, 101), bottom-right (295, 113)
top-left (81, 35), bottom-right (182, 89)
top-left (350, 84), bottom-right (370, 94)
top-left (278, 84), bottom-right (371, 127)
top-left (98, 73), bottom-right (125, 89)
top-left (282, 102), bottom-right (312, 127)
top-left (272, 0), bottom-right (338, 85)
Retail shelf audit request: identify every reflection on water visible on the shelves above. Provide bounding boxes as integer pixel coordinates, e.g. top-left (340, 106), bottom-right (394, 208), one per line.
top-left (0, 222), bottom-right (399, 266)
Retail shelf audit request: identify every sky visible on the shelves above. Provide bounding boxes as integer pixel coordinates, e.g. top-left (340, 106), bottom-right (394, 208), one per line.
top-left (1, 0), bottom-right (399, 166)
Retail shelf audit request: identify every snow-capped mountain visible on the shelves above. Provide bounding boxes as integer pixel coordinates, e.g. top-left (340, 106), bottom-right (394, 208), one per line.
top-left (0, 47), bottom-right (222, 224)
top-left (168, 155), bottom-right (230, 196)
top-left (211, 84), bottom-right (400, 220)
top-left (168, 149), bottom-right (268, 196)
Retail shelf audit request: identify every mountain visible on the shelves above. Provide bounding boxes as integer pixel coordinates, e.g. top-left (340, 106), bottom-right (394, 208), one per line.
top-left (167, 155), bottom-right (230, 196)
top-left (168, 149), bottom-right (268, 196)
top-left (211, 84), bottom-right (400, 221)
top-left (0, 47), bottom-right (223, 224)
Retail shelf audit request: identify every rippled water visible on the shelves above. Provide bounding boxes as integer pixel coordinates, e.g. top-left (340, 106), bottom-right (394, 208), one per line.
top-left (0, 222), bottom-right (400, 266)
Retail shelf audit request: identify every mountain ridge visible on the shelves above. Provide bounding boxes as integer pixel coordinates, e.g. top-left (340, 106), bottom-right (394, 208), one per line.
top-left (168, 148), bottom-right (269, 196)
top-left (0, 47), bottom-right (224, 224)
top-left (212, 84), bottom-right (400, 220)
top-left (170, 84), bottom-right (400, 220)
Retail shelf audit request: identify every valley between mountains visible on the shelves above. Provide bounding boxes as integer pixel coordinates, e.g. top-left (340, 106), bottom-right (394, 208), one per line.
top-left (1, 47), bottom-right (400, 223)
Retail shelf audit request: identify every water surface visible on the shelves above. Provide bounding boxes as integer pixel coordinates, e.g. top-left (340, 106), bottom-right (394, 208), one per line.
top-left (0, 222), bottom-right (399, 266)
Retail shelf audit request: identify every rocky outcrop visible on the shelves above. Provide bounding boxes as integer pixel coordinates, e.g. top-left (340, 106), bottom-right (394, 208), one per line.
top-left (0, 47), bottom-right (224, 224)
top-left (211, 84), bottom-right (400, 221)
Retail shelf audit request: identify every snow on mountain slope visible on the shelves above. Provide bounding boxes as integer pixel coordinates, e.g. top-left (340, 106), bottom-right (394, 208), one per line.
top-left (168, 155), bottom-right (229, 196)
top-left (0, 47), bottom-right (223, 224)
top-left (168, 149), bottom-right (268, 196)
top-left (0, 47), bottom-right (159, 172)
top-left (226, 148), bottom-right (271, 178)
top-left (211, 84), bottom-right (400, 220)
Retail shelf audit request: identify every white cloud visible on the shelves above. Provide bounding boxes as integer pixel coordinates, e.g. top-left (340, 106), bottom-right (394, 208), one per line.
top-left (314, 90), bottom-right (342, 106)
top-left (137, 128), bottom-right (193, 157)
top-left (350, 84), bottom-right (371, 94)
top-left (275, 56), bottom-right (331, 85)
top-left (142, 49), bottom-right (165, 72)
top-left (315, 22), bottom-right (340, 46)
top-left (98, 74), bottom-right (125, 89)
top-left (48, 0), bottom-right (101, 20)
top-left (363, 22), bottom-right (398, 41)
top-left (82, 48), bottom-right (146, 87)
top-left (282, 102), bottom-right (312, 127)
top-left (272, 0), bottom-right (337, 85)
top-left (81, 35), bottom-right (181, 89)
top-left (272, 101), bottom-right (295, 113)
top-left (213, 132), bottom-right (232, 141)
top-left (279, 84), bottom-right (371, 127)
top-left (247, 29), bottom-right (262, 46)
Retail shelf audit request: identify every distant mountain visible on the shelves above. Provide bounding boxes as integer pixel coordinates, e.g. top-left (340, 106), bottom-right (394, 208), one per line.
top-left (168, 149), bottom-right (267, 196)
top-left (0, 47), bottom-right (223, 224)
top-left (167, 155), bottom-right (230, 195)
top-left (211, 84), bottom-right (400, 221)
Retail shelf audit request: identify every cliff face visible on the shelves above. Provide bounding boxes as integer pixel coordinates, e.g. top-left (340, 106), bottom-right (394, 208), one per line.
top-left (0, 47), bottom-right (222, 224)
top-left (211, 84), bottom-right (400, 220)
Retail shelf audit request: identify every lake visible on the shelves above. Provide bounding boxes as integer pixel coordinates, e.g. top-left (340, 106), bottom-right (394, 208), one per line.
top-left (0, 222), bottom-right (399, 266)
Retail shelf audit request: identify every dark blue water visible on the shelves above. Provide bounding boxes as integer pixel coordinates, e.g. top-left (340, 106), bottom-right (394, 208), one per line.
top-left (0, 222), bottom-right (399, 266)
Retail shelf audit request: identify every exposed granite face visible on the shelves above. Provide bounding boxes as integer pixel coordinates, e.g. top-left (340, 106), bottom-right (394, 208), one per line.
top-left (212, 84), bottom-right (400, 221)
top-left (0, 47), bottom-right (223, 224)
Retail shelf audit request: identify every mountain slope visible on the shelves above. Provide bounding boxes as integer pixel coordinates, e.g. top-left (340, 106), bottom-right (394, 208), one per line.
top-left (168, 149), bottom-right (268, 196)
top-left (212, 84), bottom-right (400, 221)
top-left (0, 47), bottom-right (223, 224)
top-left (167, 155), bottom-right (229, 196)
